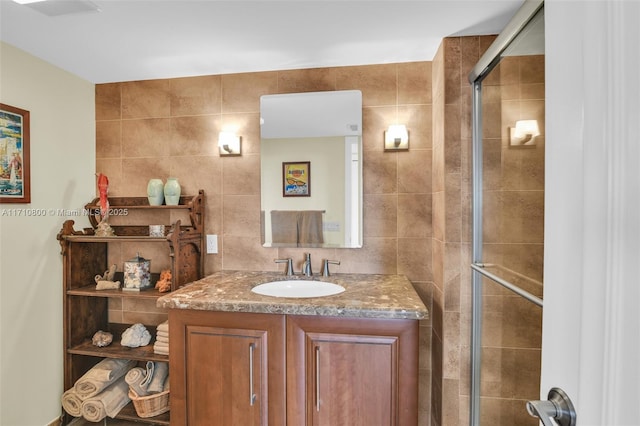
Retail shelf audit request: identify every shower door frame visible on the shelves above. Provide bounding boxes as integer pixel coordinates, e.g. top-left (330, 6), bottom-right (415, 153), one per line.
top-left (468, 1), bottom-right (545, 425)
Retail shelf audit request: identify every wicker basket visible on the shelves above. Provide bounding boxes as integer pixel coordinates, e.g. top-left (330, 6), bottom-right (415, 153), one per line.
top-left (128, 389), bottom-right (170, 418)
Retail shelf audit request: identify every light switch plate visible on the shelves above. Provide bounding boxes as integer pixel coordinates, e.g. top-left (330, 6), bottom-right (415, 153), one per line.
top-left (206, 235), bottom-right (218, 254)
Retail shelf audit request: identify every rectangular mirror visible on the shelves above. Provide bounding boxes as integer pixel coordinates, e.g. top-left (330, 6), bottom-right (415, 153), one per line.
top-left (260, 90), bottom-right (363, 248)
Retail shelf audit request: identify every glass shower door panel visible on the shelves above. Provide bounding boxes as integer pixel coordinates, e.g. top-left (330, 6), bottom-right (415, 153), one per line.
top-left (471, 6), bottom-right (545, 426)
top-left (479, 275), bottom-right (542, 426)
top-left (480, 53), bottom-right (546, 291)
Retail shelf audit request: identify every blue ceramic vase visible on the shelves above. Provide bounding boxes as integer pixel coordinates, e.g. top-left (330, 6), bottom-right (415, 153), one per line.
top-left (164, 177), bottom-right (181, 205)
top-left (147, 179), bottom-right (164, 206)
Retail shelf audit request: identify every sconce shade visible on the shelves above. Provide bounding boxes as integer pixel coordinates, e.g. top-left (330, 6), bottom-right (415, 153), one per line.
top-left (384, 124), bottom-right (409, 151)
top-left (218, 131), bottom-right (241, 156)
top-left (510, 119), bottom-right (540, 146)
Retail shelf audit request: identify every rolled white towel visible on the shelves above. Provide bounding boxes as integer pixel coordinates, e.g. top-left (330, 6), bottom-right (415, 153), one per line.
top-left (141, 361), bottom-right (155, 389)
top-left (147, 362), bottom-right (169, 394)
top-left (81, 378), bottom-right (130, 422)
top-left (61, 388), bottom-right (82, 417)
top-left (153, 346), bottom-right (169, 356)
top-left (157, 321), bottom-right (169, 333)
top-left (74, 358), bottom-right (136, 400)
top-left (125, 367), bottom-right (149, 397)
top-left (153, 345), bottom-right (169, 355)
top-left (155, 335), bottom-right (169, 343)
top-left (153, 341), bottom-right (169, 356)
top-left (163, 374), bottom-right (170, 391)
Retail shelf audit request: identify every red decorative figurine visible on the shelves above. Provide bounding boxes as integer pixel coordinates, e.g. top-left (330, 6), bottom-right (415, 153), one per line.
top-left (94, 173), bottom-right (115, 236)
top-left (97, 173), bottom-right (110, 222)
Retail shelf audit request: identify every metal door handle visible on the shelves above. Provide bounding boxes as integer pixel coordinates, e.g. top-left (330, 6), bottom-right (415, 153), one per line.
top-left (249, 343), bottom-right (257, 406)
top-left (526, 387), bottom-right (576, 426)
top-left (315, 346), bottom-right (320, 412)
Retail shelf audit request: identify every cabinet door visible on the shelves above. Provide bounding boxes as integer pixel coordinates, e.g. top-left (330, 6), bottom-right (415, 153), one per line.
top-left (287, 316), bottom-right (418, 426)
top-left (170, 310), bottom-right (286, 426)
top-left (311, 334), bottom-right (396, 425)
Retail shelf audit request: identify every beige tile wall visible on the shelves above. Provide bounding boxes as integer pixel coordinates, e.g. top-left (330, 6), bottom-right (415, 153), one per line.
top-left (96, 62), bottom-right (434, 424)
top-left (431, 37), bottom-right (545, 426)
top-left (431, 35), bottom-right (498, 426)
top-left (431, 40), bottom-right (445, 426)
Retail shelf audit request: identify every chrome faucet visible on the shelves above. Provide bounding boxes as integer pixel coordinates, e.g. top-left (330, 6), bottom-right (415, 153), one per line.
top-left (275, 258), bottom-right (294, 276)
top-left (322, 259), bottom-right (340, 277)
top-left (302, 253), bottom-right (313, 276)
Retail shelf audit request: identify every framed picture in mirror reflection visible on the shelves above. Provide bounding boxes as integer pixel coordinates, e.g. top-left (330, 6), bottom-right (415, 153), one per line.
top-left (283, 161), bottom-right (310, 197)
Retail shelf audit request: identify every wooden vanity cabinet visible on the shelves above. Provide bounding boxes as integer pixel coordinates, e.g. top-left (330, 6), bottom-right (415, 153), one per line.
top-left (286, 315), bottom-right (419, 426)
top-left (169, 310), bottom-right (419, 426)
top-left (169, 310), bottom-right (286, 426)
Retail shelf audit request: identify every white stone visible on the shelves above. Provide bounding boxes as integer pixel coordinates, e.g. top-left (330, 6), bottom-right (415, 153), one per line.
top-left (121, 323), bottom-right (151, 348)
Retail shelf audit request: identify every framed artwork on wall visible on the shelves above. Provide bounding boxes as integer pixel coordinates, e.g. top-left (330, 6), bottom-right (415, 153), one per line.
top-left (283, 161), bottom-right (310, 197)
top-left (0, 103), bottom-right (30, 204)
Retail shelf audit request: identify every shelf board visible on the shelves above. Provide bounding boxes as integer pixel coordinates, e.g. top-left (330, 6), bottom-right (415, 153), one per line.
top-left (68, 339), bottom-right (169, 363)
top-left (116, 402), bottom-right (170, 425)
top-left (85, 195), bottom-right (198, 210)
top-left (100, 204), bottom-right (193, 209)
top-left (68, 284), bottom-right (168, 300)
top-left (63, 235), bottom-right (170, 243)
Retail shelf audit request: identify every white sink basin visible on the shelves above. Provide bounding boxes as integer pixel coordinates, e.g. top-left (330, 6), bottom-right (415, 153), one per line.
top-left (251, 280), bottom-right (345, 298)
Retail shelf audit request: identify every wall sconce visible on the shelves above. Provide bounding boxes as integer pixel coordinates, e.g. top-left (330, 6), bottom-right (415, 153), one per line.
top-left (218, 132), bottom-right (241, 156)
top-left (510, 120), bottom-right (540, 147)
top-left (384, 124), bottom-right (409, 151)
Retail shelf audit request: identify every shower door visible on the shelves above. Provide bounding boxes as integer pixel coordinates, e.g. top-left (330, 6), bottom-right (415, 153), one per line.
top-left (468, 2), bottom-right (545, 425)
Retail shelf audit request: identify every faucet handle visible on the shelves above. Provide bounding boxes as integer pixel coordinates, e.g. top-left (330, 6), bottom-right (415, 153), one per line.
top-left (322, 260), bottom-right (340, 277)
top-left (275, 258), bottom-right (294, 275)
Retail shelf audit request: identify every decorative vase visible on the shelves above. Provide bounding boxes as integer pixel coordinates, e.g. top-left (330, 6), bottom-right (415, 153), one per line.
top-left (164, 177), bottom-right (181, 205)
top-left (147, 179), bottom-right (164, 206)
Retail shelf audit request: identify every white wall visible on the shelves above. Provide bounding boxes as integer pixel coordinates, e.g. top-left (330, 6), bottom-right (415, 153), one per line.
top-left (261, 137), bottom-right (346, 246)
top-left (0, 42), bottom-right (95, 425)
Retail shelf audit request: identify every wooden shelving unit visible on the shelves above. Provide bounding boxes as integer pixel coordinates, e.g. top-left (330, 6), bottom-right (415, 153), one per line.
top-left (56, 190), bottom-right (205, 425)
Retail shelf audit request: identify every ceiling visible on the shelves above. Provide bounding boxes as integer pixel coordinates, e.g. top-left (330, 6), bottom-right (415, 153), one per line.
top-left (0, 0), bottom-right (524, 84)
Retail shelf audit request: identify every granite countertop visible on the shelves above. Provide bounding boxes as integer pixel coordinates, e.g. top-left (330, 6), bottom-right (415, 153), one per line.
top-left (157, 271), bottom-right (428, 320)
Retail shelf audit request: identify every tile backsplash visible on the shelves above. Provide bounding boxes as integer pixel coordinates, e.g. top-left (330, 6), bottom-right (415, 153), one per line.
top-left (96, 63), bottom-right (433, 283)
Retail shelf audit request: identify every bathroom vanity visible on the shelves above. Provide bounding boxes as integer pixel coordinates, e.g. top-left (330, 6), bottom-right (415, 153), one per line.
top-left (157, 271), bottom-right (428, 426)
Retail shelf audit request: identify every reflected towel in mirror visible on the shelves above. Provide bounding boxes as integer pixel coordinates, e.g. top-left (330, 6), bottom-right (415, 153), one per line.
top-left (270, 210), bottom-right (324, 246)
top-left (298, 210), bottom-right (324, 246)
top-left (271, 211), bottom-right (299, 244)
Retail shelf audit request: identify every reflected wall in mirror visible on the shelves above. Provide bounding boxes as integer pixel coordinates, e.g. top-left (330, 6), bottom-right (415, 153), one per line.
top-left (260, 90), bottom-right (363, 248)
